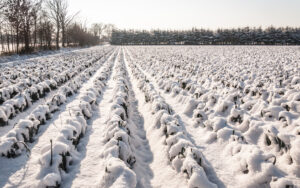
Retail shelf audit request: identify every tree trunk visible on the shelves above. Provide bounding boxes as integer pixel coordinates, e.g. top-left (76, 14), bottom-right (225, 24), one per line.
top-left (6, 30), bottom-right (10, 53)
top-left (34, 18), bottom-right (37, 48)
top-left (16, 26), bottom-right (19, 53)
top-left (56, 24), bottom-right (60, 49)
top-left (11, 27), bottom-right (14, 53)
top-left (62, 23), bottom-right (65, 47)
top-left (0, 27), bottom-right (3, 53)
top-left (24, 21), bottom-right (30, 53)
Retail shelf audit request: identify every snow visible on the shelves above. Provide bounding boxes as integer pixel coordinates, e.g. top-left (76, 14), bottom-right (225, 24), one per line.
top-left (100, 157), bottom-right (137, 188)
top-left (125, 48), bottom-right (217, 187)
top-left (1, 45), bottom-right (300, 188)
top-left (290, 138), bottom-right (300, 174)
top-left (124, 46), bottom-right (300, 187)
top-left (0, 107), bottom-right (8, 126)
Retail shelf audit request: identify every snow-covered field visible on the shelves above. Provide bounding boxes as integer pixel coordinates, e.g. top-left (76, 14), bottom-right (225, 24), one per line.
top-left (0, 46), bottom-right (300, 188)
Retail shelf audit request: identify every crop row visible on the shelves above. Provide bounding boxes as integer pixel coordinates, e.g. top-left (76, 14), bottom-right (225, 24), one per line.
top-left (37, 54), bottom-right (115, 187)
top-left (126, 47), bottom-right (300, 187)
top-left (0, 50), bottom-right (115, 158)
top-left (126, 52), bottom-right (217, 188)
top-left (99, 54), bottom-right (140, 187)
top-left (0, 48), bottom-right (114, 127)
top-left (0, 47), bottom-right (113, 101)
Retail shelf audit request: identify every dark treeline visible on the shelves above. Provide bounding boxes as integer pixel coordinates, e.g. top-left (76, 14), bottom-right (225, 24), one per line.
top-left (111, 27), bottom-right (300, 45)
top-left (0, 0), bottom-right (114, 55)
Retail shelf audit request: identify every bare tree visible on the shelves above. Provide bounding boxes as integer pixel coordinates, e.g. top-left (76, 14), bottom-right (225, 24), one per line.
top-left (105, 24), bottom-right (115, 40)
top-left (20, 0), bottom-right (37, 52)
top-left (31, 1), bottom-right (42, 48)
top-left (0, 0), bottom-right (99, 55)
top-left (47, 0), bottom-right (62, 49)
top-left (59, 0), bottom-right (78, 47)
top-left (4, 0), bottom-right (22, 53)
top-left (37, 9), bottom-right (53, 49)
top-left (90, 23), bottom-right (107, 41)
top-left (68, 22), bottom-right (99, 46)
top-left (47, 0), bottom-right (78, 49)
top-left (0, 1), bottom-right (4, 53)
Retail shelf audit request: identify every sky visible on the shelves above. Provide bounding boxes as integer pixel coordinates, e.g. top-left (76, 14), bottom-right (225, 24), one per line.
top-left (68, 0), bottom-right (300, 30)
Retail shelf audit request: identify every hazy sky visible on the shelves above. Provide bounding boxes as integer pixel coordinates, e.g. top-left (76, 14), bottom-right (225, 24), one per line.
top-left (68, 0), bottom-right (300, 30)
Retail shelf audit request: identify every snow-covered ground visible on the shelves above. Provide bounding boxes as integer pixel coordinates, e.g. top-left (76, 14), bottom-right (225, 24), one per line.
top-left (0, 45), bottom-right (300, 188)
top-left (0, 46), bottom-right (90, 65)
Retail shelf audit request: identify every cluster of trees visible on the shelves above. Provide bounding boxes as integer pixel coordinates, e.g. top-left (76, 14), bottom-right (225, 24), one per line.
top-left (90, 23), bottom-right (115, 43)
top-left (0, 0), bottom-right (113, 54)
top-left (111, 27), bottom-right (300, 45)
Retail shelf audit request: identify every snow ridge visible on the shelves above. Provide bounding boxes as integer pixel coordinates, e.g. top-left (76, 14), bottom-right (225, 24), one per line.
top-left (125, 49), bottom-right (217, 188)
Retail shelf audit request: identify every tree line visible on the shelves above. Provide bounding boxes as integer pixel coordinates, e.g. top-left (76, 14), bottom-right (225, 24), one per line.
top-left (111, 27), bottom-right (300, 45)
top-left (0, 0), bottom-right (114, 55)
